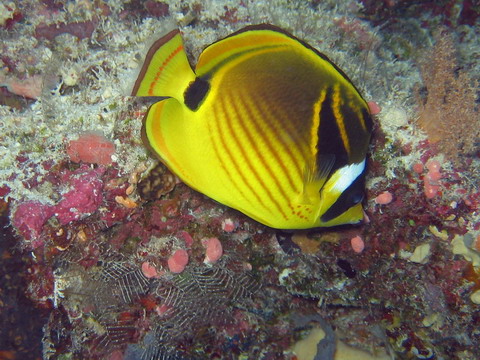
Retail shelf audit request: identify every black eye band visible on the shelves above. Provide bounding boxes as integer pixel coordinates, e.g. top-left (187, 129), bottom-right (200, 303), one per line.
top-left (320, 169), bottom-right (366, 223)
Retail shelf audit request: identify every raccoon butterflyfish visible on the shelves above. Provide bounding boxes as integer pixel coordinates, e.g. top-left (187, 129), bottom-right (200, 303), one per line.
top-left (132, 24), bottom-right (373, 230)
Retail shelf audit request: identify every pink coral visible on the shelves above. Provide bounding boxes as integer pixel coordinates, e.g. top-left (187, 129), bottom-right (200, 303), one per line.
top-left (424, 182), bottom-right (440, 199)
top-left (221, 218), bottom-right (236, 232)
top-left (375, 191), bottom-right (393, 205)
top-left (178, 231), bottom-right (194, 247)
top-left (367, 101), bottom-right (381, 115)
top-left (167, 249), bottom-right (189, 273)
top-left (426, 159), bottom-right (441, 172)
top-left (350, 235), bottom-right (365, 254)
top-left (423, 159), bottom-right (443, 199)
top-left (67, 132), bottom-right (116, 165)
top-left (202, 237), bottom-right (223, 264)
top-left (141, 262), bottom-right (159, 278)
top-left (412, 162), bottom-right (424, 174)
top-left (0, 74), bottom-right (43, 99)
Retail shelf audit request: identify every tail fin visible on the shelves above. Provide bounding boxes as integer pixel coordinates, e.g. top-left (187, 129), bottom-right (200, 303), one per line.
top-left (132, 30), bottom-right (196, 100)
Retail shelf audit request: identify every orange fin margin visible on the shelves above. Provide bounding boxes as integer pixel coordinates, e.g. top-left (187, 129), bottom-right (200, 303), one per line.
top-left (132, 30), bottom-right (196, 100)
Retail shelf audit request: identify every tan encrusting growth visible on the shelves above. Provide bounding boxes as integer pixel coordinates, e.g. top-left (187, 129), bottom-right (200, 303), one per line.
top-left (417, 33), bottom-right (479, 165)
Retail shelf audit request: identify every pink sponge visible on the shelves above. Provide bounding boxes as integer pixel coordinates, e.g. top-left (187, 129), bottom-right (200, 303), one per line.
top-left (67, 132), bottom-right (115, 165)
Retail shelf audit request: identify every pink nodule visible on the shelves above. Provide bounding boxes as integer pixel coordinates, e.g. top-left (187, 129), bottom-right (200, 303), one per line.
top-left (203, 237), bottom-right (223, 264)
top-left (367, 101), bottom-right (381, 115)
top-left (167, 249), bottom-right (189, 273)
top-left (375, 191), bottom-right (393, 205)
top-left (424, 182), bottom-right (440, 199)
top-left (426, 159), bottom-right (441, 172)
top-left (178, 231), bottom-right (194, 247)
top-left (363, 211), bottom-right (370, 224)
top-left (221, 218), bottom-right (236, 232)
top-left (351, 235), bottom-right (365, 253)
top-left (426, 171), bottom-right (442, 183)
top-left (67, 132), bottom-right (115, 165)
top-left (412, 162), bottom-right (424, 174)
top-left (141, 262), bottom-right (158, 278)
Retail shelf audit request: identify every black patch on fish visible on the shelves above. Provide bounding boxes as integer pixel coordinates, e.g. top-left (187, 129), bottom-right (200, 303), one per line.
top-left (184, 77), bottom-right (210, 111)
top-left (337, 102), bottom-right (369, 164)
top-left (317, 88), bottom-right (349, 173)
top-left (320, 168), bottom-right (365, 223)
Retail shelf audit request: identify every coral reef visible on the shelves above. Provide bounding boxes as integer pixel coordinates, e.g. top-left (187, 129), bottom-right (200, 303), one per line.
top-left (0, 0), bottom-right (479, 359)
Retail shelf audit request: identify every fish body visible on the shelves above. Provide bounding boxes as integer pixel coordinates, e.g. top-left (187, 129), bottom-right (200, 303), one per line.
top-left (133, 24), bottom-right (373, 229)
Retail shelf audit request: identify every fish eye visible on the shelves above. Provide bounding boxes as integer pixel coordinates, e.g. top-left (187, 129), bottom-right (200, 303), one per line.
top-left (349, 191), bottom-right (364, 205)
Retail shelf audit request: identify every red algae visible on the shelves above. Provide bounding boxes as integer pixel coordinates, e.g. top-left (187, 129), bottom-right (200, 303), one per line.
top-left (35, 20), bottom-right (96, 40)
top-left (12, 166), bottom-right (107, 245)
top-left (12, 201), bottom-right (54, 241)
top-left (54, 168), bottom-right (104, 224)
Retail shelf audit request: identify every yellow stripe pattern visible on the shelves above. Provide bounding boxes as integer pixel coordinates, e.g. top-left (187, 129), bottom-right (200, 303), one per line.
top-left (138, 25), bottom-right (372, 229)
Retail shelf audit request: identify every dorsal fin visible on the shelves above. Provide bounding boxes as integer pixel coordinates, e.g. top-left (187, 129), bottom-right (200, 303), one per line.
top-left (132, 30), bottom-right (196, 100)
top-left (195, 25), bottom-right (294, 77)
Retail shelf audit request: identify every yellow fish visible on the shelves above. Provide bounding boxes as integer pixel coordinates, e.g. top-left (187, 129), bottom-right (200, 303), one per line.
top-left (132, 24), bottom-right (373, 229)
